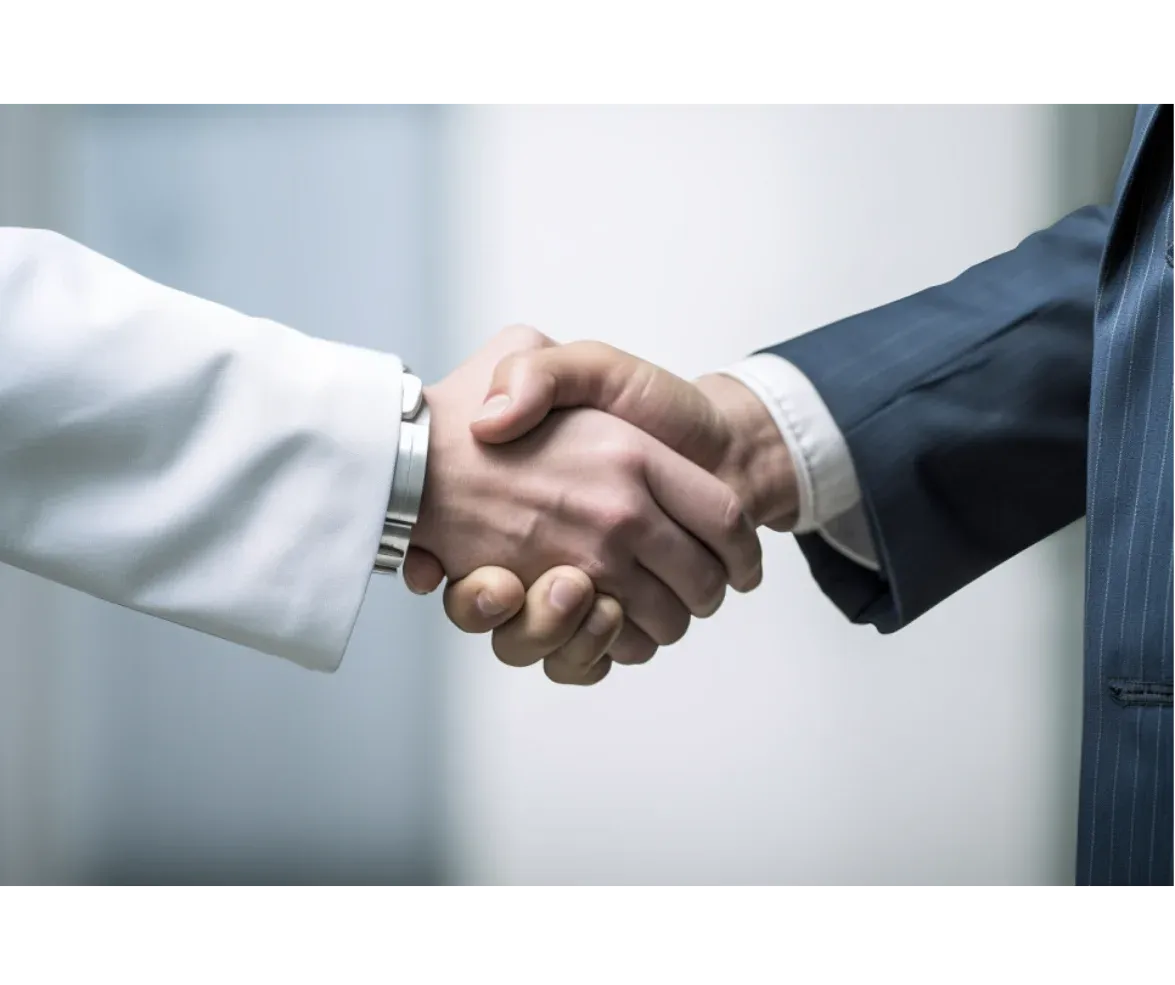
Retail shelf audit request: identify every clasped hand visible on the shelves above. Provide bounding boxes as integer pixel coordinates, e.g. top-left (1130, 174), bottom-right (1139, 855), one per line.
top-left (404, 325), bottom-right (796, 684)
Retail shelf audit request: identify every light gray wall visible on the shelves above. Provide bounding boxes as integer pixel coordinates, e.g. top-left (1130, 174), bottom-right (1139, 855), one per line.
top-left (440, 105), bottom-right (1135, 885)
top-left (0, 106), bottom-right (447, 884)
top-left (0, 104), bottom-right (73, 884)
top-left (1, 105), bottom-right (1135, 885)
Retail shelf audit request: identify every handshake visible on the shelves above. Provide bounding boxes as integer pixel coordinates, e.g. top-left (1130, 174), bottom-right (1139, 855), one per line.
top-left (400, 325), bottom-right (799, 685)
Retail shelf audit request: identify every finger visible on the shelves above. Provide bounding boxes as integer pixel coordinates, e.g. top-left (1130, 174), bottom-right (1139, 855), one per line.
top-left (485, 323), bottom-right (559, 361)
top-left (642, 443), bottom-right (763, 593)
top-left (442, 567), bottom-right (527, 634)
top-left (542, 595), bottom-right (624, 685)
top-left (403, 547), bottom-right (446, 594)
top-left (490, 566), bottom-right (595, 668)
top-left (636, 510), bottom-right (729, 618)
top-left (471, 342), bottom-right (729, 470)
top-left (468, 325), bottom-right (559, 424)
top-left (601, 564), bottom-right (691, 648)
top-left (546, 654), bottom-right (614, 686)
top-left (607, 620), bottom-right (659, 666)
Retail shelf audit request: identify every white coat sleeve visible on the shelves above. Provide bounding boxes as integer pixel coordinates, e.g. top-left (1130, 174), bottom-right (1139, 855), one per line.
top-left (0, 227), bottom-right (403, 672)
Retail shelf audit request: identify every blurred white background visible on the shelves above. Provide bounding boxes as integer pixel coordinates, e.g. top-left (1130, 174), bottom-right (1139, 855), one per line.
top-left (0, 105), bottom-right (1134, 884)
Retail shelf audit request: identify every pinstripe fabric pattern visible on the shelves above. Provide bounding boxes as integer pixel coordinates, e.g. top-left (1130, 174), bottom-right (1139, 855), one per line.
top-left (1077, 106), bottom-right (1172, 886)
top-left (769, 105), bottom-right (1172, 884)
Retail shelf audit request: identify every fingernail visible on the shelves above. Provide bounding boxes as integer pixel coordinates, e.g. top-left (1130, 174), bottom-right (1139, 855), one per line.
top-left (476, 591), bottom-right (507, 617)
top-left (585, 604), bottom-right (616, 636)
top-left (476, 393), bottom-right (512, 421)
top-left (549, 577), bottom-right (585, 613)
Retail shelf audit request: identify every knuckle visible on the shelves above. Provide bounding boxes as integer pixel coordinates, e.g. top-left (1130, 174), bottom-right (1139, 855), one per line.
top-left (695, 567), bottom-right (727, 617)
top-left (503, 349), bottom-right (543, 380)
top-left (595, 431), bottom-right (646, 473)
top-left (577, 555), bottom-right (612, 584)
top-left (718, 497), bottom-right (763, 583)
top-left (544, 655), bottom-right (594, 686)
top-left (571, 339), bottom-right (623, 373)
top-left (580, 340), bottom-right (618, 360)
top-left (616, 647), bottom-right (657, 667)
top-left (595, 488), bottom-right (649, 540)
top-left (614, 438), bottom-right (647, 474)
top-left (582, 658), bottom-right (612, 685)
top-left (718, 490), bottom-right (746, 537)
top-left (491, 632), bottom-right (535, 669)
top-left (657, 610), bottom-right (691, 647)
top-left (442, 593), bottom-right (479, 632)
top-left (656, 536), bottom-right (727, 616)
top-left (741, 528), bottom-right (764, 575)
top-left (611, 637), bottom-right (658, 666)
top-left (563, 625), bottom-right (612, 668)
top-left (499, 323), bottom-right (551, 350)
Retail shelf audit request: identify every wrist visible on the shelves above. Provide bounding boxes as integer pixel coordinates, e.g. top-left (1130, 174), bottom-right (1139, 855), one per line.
top-left (374, 372), bottom-right (432, 574)
top-left (411, 383), bottom-right (446, 556)
top-left (695, 373), bottom-right (798, 530)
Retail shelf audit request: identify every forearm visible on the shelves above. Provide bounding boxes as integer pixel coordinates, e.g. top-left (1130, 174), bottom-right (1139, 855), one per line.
top-left (0, 228), bottom-right (403, 670)
top-left (763, 205), bottom-right (1107, 630)
top-left (676, 205), bottom-right (1107, 635)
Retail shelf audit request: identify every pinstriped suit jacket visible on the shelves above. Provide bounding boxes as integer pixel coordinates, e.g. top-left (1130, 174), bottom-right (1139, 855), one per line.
top-left (769, 104), bottom-right (1172, 885)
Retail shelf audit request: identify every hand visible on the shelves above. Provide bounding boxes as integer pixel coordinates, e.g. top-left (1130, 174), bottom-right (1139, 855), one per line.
top-left (405, 326), bottom-right (764, 667)
top-left (406, 339), bottom-right (797, 683)
top-left (421, 563), bottom-right (626, 685)
top-left (468, 341), bottom-right (798, 531)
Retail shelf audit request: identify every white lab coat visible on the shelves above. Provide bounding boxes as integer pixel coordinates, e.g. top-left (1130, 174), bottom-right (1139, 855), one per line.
top-left (0, 228), bottom-right (404, 671)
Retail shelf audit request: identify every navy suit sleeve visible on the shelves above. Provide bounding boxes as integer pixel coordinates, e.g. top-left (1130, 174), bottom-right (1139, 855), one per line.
top-left (765, 205), bottom-right (1108, 632)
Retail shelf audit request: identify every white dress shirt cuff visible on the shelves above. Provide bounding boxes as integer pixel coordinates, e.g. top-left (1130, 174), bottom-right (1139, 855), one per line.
top-left (719, 353), bottom-right (880, 572)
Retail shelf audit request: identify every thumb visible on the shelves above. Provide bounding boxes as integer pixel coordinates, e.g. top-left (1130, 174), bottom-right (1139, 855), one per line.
top-left (470, 341), bottom-right (730, 469)
top-left (402, 547), bottom-right (446, 594)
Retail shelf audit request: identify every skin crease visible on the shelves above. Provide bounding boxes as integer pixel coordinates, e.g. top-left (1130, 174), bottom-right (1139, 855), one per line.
top-left (407, 326), bottom-right (764, 662)
top-left (404, 333), bottom-right (797, 685)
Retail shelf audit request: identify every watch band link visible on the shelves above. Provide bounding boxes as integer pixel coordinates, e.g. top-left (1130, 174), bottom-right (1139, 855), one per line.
top-left (373, 372), bottom-right (430, 575)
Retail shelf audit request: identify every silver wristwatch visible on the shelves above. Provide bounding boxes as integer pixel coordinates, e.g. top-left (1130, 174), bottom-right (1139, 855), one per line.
top-left (373, 371), bottom-right (431, 575)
